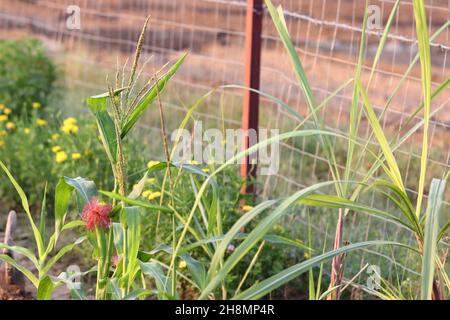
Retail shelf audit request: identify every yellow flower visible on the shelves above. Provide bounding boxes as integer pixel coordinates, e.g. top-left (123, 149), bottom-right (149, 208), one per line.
top-left (63, 117), bottom-right (77, 126)
top-left (52, 146), bottom-right (62, 153)
top-left (0, 130), bottom-right (7, 137)
top-left (55, 151), bottom-right (68, 163)
top-left (61, 123), bottom-right (79, 135)
top-left (189, 160), bottom-right (199, 165)
top-left (146, 178), bottom-right (156, 184)
top-left (6, 122), bottom-right (15, 130)
top-left (242, 205), bottom-right (253, 213)
top-left (178, 260), bottom-right (187, 269)
top-left (71, 152), bottom-right (81, 160)
top-left (141, 190), bottom-right (152, 198)
top-left (51, 133), bottom-right (60, 141)
top-left (148, 191), bottom-right (161, 201)
top-left (0, 115), bottom-right (8, 122)
top-left (202, 168), bottom-right (210, 173)
top-left (3, 108), bottom-right (12, 115)
top-left (0, 104), bottom-right (4, 110)
top-left (23, 128), bottom-right (31, 134)
top-left (147, 160), bottom-right (159, 169)
top-left (36, 118), bottom-right (48, 126)
top-left (32, 102), bottom-right (41, 109)
top-left (0, 140), bottom-right (4, 147)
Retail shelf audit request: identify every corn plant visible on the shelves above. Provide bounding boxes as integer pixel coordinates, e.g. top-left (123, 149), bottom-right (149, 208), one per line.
top-left (0, 162), bottom-right (86, 299)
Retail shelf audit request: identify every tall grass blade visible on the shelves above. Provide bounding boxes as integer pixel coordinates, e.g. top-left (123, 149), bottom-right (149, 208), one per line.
top-left (412, 0), bottom-right (432, 218)
top-left (233, 241), bottom-right (412, 299)
top-left (420, 179), bottom-right (445, 299)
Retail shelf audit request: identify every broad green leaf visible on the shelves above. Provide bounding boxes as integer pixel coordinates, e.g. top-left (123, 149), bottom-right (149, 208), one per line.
top-left (121, 53), bottom-right (187, 138)
top-left (179, 254), bottom-right (206, 290)
top-left (64, 176), bottom-right (97, 209)
top-left (0, 243), bottom-right (38, 268)
top-left (123, 206), bottom-right (141, 287)
top-left (112, 222), bottom-right (124, 255)
top-left (37, 276), bottom-right (55, 300)
top-left (54, 177), bottom-right (75, 242)
top-left (421, 178), bottom-right (445, 299)
top-left (139, 260), bottom-right (171, 299)
top-left (86, 87), bottom-right (126, 164)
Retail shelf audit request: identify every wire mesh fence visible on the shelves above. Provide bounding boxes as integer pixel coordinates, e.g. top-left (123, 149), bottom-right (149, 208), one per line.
top-left (1, 0), bottom-right (449, 284)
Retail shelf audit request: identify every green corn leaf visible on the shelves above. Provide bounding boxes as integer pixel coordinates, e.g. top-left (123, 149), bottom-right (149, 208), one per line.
top-left (37, 276), bottom-right (55, 300)
top-left (54, 177), bottom-right (75, 243)
top-left (86, 87), bottom-right (126, 164)
top-left (0, 254), bottom-right (39, 288)
top-left (0, 243), bottom-right (38, 268)
top-left (139, 260), bottom-right (171, 299)
top-left (123, 206), bottom-right (141, 286)
top-left (121, 53), bottom-right (187, 138)
top-left (179, 253), bottom-right (206, 290)
top-left (100, 190), bottom-right (173, 213)
top-left (0, 161), bottom-right (44, 258)
top-left (112, 223), bottom-right (124, 255)
top-left (64, 176), bottom-right (98, 209)
top-left (39, 183), bottom-right (47, 247)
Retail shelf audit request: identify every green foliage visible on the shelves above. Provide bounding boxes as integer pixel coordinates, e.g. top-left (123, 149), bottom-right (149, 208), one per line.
top-left (0, 38), bottom-right (58, 116)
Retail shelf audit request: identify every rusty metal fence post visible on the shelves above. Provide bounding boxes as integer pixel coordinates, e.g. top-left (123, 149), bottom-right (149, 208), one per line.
top-left (240, 0), bottom-right (263, 195)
